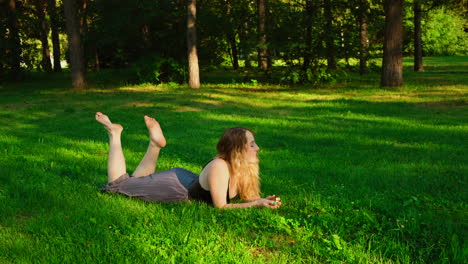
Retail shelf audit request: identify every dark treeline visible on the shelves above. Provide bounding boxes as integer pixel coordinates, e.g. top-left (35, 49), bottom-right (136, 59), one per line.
top-left (1, 0), bottom-right (467, 88)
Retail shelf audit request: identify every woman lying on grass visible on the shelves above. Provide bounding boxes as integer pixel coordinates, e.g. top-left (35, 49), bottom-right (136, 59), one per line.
top-left (96, 112), bottom-right (281, 209)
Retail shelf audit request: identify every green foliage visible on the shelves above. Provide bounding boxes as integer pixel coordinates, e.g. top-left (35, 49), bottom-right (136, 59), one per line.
top-left (19, 38), bottom-right (43, 71)
top-left (422, 8), bottom-right (468, 56)
top-left (132, 55), bottom-right (186, 84)
top-left (278, 67), bottom-right (337, 84)
top-left (86, 0), bottom-right (186, 68)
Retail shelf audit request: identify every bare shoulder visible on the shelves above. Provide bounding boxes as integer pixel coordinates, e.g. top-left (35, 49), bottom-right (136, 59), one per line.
top-left (209, 158), bottom-right (229, 170)
top-left (203, 158), bottom-right (230, 176)
top-left (199, 158), bottom-right (230, 189)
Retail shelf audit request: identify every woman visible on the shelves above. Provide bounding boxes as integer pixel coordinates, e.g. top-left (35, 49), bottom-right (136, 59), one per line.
top-left (96, 112), bottom-right (281, 209)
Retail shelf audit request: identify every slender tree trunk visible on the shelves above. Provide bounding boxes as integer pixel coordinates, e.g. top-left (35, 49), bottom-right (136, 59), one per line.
top-left (94, 47), bottom-right (100, 71)
top-left (80, 0), bottom-right (88, 68)
top-left (141, 24), bottom-right (151, 50)
top-left (8, 0), bottom-right (21, 79)
top-left (63, 0), bottom-right (88, 89)
top-left (303, 0), bottom-right (314, 69)
top-left (413, 0), bottom-right (424, 72)
top-left (229, 35), bottom-right (239, 70)
top-left (257, 0), bottom-right (268, 71)
top-left (48, 0), bottom-right (62, 72)
top-left (381, 0), bottom-right (403, 87)
top-left (226, 0), bottom-right (239, 70)
top-left (240, 19), bottom-right (251, 69)
top-left (324, 0), bottom-right (336, 70)
top-left (35, 0), bottom-right (53, 73)
top-left (0, 6), bottom-right (4, 75)
top-left (187, 0), bottom-right (200, 88)
top-left (359, 0), bottom-right (369, 75)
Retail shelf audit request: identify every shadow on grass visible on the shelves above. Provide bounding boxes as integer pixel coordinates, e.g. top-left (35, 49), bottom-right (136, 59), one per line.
top-left (1, 83), bottom-right (467, 262)
top-left (1, 88), bottom-right (466, 200)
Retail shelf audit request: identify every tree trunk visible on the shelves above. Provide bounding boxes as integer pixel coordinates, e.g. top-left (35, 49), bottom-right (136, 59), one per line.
top-left (80, 0), bottom-right (87, 35)
top-left (80, 0), bottom-right (88, 68)
top-left (359, 0), bottom-right (369, 75)
top-left (35, 0), bottom-right (53, 73)
top-left (324, 0), bottom-right (336, 70)
top-left (8, 0), bottom-right (21, 79)
top-left (229, 35), bottom-right (239, 70)
top-left (226, 0), bottom-right (239, 70)
top-left (141, 24), bottom-right (151, 50)
top-left (240, 19), bottom-right (251, 69)
top-left (257, 0), bottom-right (268, 71)
top-left (303, 0), bottom-right (314, 69)
top-left (48, 0), bottom-right (62, 72)
top-left (413, 0), bottom-right (424, 72)
top-left (63, 0), bottom-right (88, 89)
top-left (2, 5), bottom-right (8, 77)
top-left (187, 0), bottom-right (200, 88)
top-left (94, 47), bottom-right (100, 71)
top-left (381, 0), bottom-right (403, 87)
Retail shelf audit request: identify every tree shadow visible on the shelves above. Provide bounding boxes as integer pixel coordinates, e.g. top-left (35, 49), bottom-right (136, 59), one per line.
top-left (1, 85), bottom-right (466, 262)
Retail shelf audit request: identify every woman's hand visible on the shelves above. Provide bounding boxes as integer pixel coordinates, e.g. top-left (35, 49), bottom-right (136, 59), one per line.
top-left (266, 195), bottom-right (281, 202)
top-left (256, 195), bottom-right (282, 209)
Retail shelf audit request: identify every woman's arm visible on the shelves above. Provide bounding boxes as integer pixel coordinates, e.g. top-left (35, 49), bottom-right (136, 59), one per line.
top-left (222, 198), bottom-right (281, 209)
top-left (207, 160), bottom-right (281, 209)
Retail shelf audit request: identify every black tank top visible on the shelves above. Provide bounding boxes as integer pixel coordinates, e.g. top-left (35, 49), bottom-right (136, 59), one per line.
top-left (188, 179), bottom-right (231, 205)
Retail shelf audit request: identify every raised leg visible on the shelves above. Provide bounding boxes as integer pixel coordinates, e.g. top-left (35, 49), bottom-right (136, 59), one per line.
top-left (132, 115), bottom-right (167, 177)
top-left (96, 112), bottom-right (126, 183)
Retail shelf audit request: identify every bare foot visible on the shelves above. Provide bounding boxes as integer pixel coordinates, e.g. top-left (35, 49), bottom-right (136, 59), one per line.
top-left (144, 115), bottom-right (166, 148)
top-left (95, 112), bottom-right (123, 135)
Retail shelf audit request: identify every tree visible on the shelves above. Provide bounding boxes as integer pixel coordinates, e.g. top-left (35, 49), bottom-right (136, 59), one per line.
top-left (303, 0), bottom-right (316, 70)
top-left (63, 0), bottom-right (88, 89)
top-left (413, 0), bottom-right (424, 72)
top-left (422, 6), bottom-right (468, 55)
top-left (34, 0), bottom-right (52, 73)
top-left (359, 0), bottom-right (369, 75)
top-left (381, 0), bottom-right (403, 87)
top-left (257, 0), bottom-right (268, 71)
top-left (225, 0), bottom-right (238, 69)
top-left (187, 0), bottom-right (200, 88)
top-left (240, 17), bottom-right (252, 69)
top-left (323, 0), bottom-right (336, 69)
top-left (412, 0), bottom-right (466, 70)
top-left (7, 0), bottom-right (21, 79)
top-left (48, 0), bottom-right (61, 72)
top-left (237, 0), bottom-right (255, 69)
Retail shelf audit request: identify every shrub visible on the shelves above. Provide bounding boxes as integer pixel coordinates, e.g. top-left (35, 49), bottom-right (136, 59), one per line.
top-left (422, 8), bottom-right (468, 56)
top-left (278, 66), bottom-right (337, 85)
top-left (132, 55), bottom-right (186, 84)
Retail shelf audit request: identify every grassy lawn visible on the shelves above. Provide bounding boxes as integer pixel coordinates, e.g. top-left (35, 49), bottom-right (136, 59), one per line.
top-left (0, 56), bottom-right (467, 263)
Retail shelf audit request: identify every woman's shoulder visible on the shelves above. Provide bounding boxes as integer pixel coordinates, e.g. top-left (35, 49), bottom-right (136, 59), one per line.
top-left (199, 158), bottom-right (230, 189)
top-left (210, 158), bottom-right (229, 167)
top-left (202, 158), bottom-right (230, 175)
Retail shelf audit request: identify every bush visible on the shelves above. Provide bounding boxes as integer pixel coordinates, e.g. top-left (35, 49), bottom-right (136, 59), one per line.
top-left (422, 8), bottom-right (468, 56)
top-left (132, 55), bottom-right (186, 84)
top-left (278, 66), bottom-right (337, 85)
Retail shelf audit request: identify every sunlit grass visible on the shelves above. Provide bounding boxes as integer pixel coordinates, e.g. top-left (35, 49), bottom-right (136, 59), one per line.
top-left (0, 57), bottom-right (467, 263)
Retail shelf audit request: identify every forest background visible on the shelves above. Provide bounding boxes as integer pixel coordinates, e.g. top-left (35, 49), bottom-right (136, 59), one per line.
top-left (1, 0), bottom-right (467, 87)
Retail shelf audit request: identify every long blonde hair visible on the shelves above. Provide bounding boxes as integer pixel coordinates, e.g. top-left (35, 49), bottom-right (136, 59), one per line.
top-left (216, 127), bottom-right (260, 201)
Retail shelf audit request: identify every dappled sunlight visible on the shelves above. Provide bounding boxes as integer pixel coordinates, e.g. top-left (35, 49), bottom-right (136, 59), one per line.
top-left (121, 102), bottom-right (155, 108)
top-left (0, 134), bottom-right (21, 146)
top-left (192, 98), bottom-right (223, 107)
top-left (1, 62), bottom-right (467, 263)
top-left (173, 106), bottom-right (203, 112)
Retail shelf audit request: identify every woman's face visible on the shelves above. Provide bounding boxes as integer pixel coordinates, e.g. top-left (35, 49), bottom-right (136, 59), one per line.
top-left (244, 131), bottom-right (260, 163)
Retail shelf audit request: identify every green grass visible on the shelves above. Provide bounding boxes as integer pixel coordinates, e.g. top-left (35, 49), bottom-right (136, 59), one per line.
top-left (0, 56), bottom-right (467, 263)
